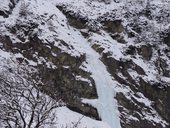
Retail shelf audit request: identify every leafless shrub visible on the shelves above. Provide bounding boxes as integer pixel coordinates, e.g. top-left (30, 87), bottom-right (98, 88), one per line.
top-left (19, 0), bottom-right (30, 17)
top-left (0, 67), bottom-right (63, 128)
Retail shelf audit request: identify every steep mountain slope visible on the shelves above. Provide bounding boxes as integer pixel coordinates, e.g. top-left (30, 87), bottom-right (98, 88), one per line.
top-left (0, 0), bottom-right (170, 128)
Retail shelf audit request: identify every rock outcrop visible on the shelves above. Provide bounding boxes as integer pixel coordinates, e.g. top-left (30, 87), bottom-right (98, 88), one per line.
top-left (0, 0), bottom-right (170, 128)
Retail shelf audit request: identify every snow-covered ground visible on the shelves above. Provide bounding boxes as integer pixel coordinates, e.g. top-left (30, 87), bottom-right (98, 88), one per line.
top-left (0, 0), bottom-right (170, 127)
top-left (0, 0), bottom-right (122, 127)
top-left (0, 49), bottom-right (112, 128)
top-left (55, 107), bottom-right (111, 128)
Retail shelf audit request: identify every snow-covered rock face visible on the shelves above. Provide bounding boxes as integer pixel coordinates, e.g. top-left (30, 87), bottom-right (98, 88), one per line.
top-left (0, 0), bottom-right (170, 128)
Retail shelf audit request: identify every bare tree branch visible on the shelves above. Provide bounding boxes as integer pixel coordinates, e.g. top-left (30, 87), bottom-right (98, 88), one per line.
top-left (0, 67), bottom-right (62, 128)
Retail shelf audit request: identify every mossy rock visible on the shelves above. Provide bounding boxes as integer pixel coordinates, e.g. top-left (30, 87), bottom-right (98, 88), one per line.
top-left (57, 5), bottom-right (87, 29)
top-left (92, 44), bottom-right (105, 54)
top-left (102, 20), bottom-right (124, 34)
top-left (37, 66), bottom-right (99, 119)
top-left (137, 45), bottom-right (152, 60)
top-left (164, 34), bottom-right (170, 47)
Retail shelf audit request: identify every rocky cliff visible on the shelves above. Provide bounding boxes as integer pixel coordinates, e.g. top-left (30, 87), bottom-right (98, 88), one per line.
top-left (0, 0), bottom-right (170, 128)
